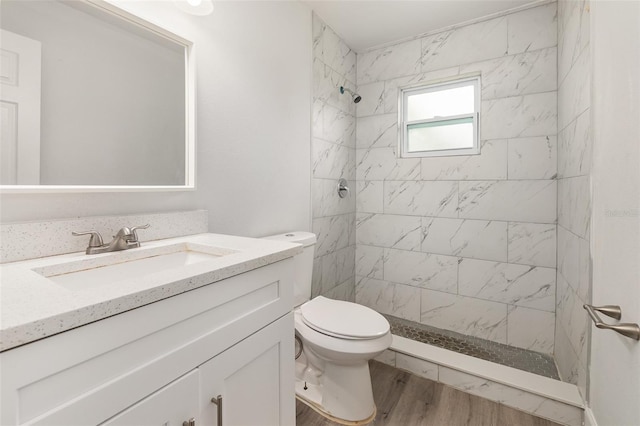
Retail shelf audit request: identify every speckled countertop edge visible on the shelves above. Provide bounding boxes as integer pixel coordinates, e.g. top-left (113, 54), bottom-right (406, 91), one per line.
top-left (0, 233), bottom-right (302, 352)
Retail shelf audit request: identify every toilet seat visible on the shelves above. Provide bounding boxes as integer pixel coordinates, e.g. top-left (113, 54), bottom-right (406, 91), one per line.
top-left (300, 296), bottom-right (390, 340)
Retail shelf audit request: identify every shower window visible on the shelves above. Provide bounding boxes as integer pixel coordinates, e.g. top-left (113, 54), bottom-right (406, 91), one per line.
top-left (399, 76), bottom-right (480, 158)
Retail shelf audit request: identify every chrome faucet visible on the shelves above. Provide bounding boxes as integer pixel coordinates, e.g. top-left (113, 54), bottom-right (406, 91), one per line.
top-left (73, 224), bottom-right (150, 255)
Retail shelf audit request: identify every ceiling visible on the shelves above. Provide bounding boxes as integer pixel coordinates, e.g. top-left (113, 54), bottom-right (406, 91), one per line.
top-left (302, 0), bottom-right (540, 52)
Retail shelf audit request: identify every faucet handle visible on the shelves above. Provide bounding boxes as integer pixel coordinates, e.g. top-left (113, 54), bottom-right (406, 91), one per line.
top-left (72, 230), bottom-right (104, 248)
top-left (130, 224), bottom-right (150, 242)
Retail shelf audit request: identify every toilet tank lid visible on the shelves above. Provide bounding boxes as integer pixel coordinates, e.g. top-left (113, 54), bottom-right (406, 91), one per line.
top-left (261, 231), bottom-right (316, 247)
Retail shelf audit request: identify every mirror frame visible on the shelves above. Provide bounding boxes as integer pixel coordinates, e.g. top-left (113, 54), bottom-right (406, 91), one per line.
top-left (0, 0), bottom-right (196, 193)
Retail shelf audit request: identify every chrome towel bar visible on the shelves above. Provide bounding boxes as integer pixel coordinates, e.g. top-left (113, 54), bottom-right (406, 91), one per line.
top-left (584, 304), bottom-right (640, 341)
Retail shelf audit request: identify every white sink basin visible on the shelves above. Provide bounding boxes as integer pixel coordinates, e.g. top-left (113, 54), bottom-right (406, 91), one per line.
top-left (33, 242), bottom-right (237, 291)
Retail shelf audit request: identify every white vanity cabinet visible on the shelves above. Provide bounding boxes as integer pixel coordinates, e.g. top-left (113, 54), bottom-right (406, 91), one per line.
top-left (0, 259), bottom-right (296, 426)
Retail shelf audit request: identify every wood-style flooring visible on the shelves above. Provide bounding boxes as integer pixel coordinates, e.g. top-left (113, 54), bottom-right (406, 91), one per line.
top-left (296, 360), bottom-right (561, 426)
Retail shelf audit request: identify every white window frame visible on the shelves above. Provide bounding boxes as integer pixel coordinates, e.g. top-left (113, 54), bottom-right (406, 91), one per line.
top-left (398, 75), bottom-right (481, 158)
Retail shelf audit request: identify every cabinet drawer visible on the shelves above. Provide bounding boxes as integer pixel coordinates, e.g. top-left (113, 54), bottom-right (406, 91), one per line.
top-left (0, 259), bottom-right (293, 425)
top-left (100, 370), bottom-right (199, 426)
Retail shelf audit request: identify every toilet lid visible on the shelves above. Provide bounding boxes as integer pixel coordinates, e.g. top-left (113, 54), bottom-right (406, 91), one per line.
top-left (300, 296), bottom-right (390, 339)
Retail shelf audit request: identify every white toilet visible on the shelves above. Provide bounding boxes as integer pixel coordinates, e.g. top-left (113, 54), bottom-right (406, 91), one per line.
top-left (263, 232), bottom-right (392, 424)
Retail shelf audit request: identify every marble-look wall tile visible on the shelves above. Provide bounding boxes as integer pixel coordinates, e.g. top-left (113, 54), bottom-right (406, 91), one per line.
top-left (374, 349), bottom-right (397, 367)
top-left (311, 257), bottom-right (323, 298)
top-left (384, 181), bottom-right (458, 217)
top-left (336, 245), bottom-right (356, 284)
top-left (383, 67), bottom-right (460, 113)
top-left (383, 248), bottom-right (458, 293)
top-left (507, 2), bottom-right (558, 54)
top-left (312, 139), bottom-right (355, 180)
top-left (558, 48), bottom-right (590, 131)
top-left (320, 20), bottom-right (356, 83)
top-left (350, 3), bottom-right (562, 354)
top-left (556, 273), bottom-right (590, 365)
top-left (356, 148), bottom-right (420, 181)
top-left (355, 81), bottom-right (385, 117)
top-left (558, 0), bottom-right (590, 84)
top-left (420, 140), bottom-right (507, 181)
top-left (558, 176), bottom-right (590, 239)
top-left (356, 277), bottom-right (421, 321)
top-left (356, 114), bottom-right (397, 149)
top-left (356, 180), bottom-right (383, 213)
top-left (324, 276), bottom-right (356, 302)
top-left (460, 48), bottom-right (557, 100)
top-left (556, 0), bottom-right (591, 400)
top-left (458, 258), bottom-right (556, 311)
top-left (508, 222), bottom-right (556, 268)
top-left (577, 236), bottom-right (591, 302)
top-left (482, 92), bottom-right (557, 140)
top-left (558, 109), bottom-right (591, 178)
top-left (322, 104), bottom-right (356, 147)
top-left (312, 13), bottom-right (323, 60)
top-left (421, 289), bottom-right (508, 343)
top-left (459, 180), bottom-right (557, 223)
top-left (422, 218), bottom-right (508, 262)
top-left (358, 39), bottom-right (422, 85)
top-left (312, 15), bottom-right (357, 308)
top-left (555, 322), bottom-right (587, 393)
top-left (313, 214), bottom-right (350, 257)
top-left (395, 353), bottom-right (439, 381)
top-left (314, 251), bottom-right (338, 296)
top-left (421, 16), bottom-right (507, 72)
top-left (312, 99), bottom-right (323, 137)
top-left (507, 305), bottom-right (555, 353)
top-left (312, 178), bottom-right (355, 218)
top-left (356, 213), bottom-right (422, 251)
top-left (355, 245), bottom-right (384, 279)
top-left (508, 136), bottom-right (557, 180)
top-left (313, 60), bottom-right (355, 115)
top-left (557, 225), bottom-right (580, 290)
top-left (439, 367), bottom-right (583, 426)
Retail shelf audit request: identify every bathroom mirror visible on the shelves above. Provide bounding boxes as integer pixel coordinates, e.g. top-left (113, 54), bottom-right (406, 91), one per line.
top-left (0, 0), bottom-right (195, 192)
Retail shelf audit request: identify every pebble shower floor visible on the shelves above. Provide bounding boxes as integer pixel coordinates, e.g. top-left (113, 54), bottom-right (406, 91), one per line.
top-left (384, 314), bottom-right (560, 380)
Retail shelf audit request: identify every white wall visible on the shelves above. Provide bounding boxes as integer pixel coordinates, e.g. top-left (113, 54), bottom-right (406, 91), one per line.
top-left (0, 1), bottom-right (312, 238)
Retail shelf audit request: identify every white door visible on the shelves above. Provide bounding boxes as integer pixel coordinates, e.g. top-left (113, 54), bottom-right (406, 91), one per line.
top-left (589, 1), bottom-right (640, 425)
top-left (199, 314), bottom-right (295, 426)
top-left (0, 29), bottom-right (41, 185)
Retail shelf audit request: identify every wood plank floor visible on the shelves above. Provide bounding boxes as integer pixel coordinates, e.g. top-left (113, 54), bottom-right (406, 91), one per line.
top-left (296, 360), bottom-right (561, 426)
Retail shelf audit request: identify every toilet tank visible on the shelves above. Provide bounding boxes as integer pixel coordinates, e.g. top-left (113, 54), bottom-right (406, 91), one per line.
top-left (262, 232), bottom-right (316, 307)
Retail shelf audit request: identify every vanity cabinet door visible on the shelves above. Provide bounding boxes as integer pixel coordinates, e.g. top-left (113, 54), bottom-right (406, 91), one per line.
top-left (199, 313), bottom-right (295, 426)
top-left (100, 370), bottom-right (199, 426)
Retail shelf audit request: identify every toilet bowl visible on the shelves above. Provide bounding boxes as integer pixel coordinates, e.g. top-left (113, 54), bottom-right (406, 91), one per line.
top-left (261, 232), bottom-right (392, 424)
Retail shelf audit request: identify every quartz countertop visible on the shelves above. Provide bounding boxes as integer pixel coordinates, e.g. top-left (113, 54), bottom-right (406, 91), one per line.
top-left (0, 233), bottom-right (302, 352)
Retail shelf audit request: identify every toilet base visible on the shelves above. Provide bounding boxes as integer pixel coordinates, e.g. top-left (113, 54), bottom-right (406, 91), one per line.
top-left (296, 389), bottom-right (376, 426)
top-left (295, 355), bottom-right (378, 423)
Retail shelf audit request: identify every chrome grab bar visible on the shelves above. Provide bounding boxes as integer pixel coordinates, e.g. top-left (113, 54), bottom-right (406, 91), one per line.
top-left (584, 304), bottom-right (640, 341)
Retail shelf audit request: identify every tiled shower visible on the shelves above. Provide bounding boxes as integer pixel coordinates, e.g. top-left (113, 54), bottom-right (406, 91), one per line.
top-left (311, 0), bottom-right (591, 397)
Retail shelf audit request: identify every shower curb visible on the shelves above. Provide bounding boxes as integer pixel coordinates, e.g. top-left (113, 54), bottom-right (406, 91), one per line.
top-left (375, 335), bottom-right (584, 426)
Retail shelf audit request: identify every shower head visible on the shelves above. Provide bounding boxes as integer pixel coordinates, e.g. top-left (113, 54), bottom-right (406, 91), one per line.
top-left (340, 86), bottom-right (362, 103)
